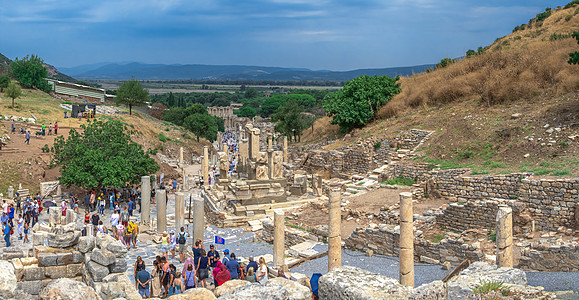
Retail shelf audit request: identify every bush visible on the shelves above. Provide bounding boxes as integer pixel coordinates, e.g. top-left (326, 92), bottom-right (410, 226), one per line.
top-left (565, 14), bottom-right (573, 21)
top-left (158, 133), bottom-right (170, 142)
top-left (382, 177), bottom-right (416, 186)
top-left (514, 35), bottom-right (522, 40)
top-left (471, 279), bottom-right (510, 296)
top-left (564, 0), bottom-right (579, 9)
top-left (373, 142), bottom-right (381, 151)
top-left (435, 58), bottom-right (455, 69)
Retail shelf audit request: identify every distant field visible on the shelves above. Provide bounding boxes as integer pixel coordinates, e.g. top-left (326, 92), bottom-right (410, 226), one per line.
top-left (96, 80), bottom-right (342, 94)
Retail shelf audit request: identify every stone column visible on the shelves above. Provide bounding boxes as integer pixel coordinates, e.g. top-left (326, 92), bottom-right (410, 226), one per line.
top-left (56, 184), bottom-right (62, 197)
top-left (202, 146), bottom-right (209, 185)
top-left (223, 143), bottom-right (228, 154)
top-left (179, 147), bottom-right (184, 164)
top-left (267, 134), bottom-right (273, 150)
top-left (250, 128), bottom-right (260, 160)
top-left (141, 176), bottom-right (151, 225)
top-left (273, 210), bottom-right (285, 268)
top-left (267, 149), bottom-right (274, 180)
top-left (328, 190), bottom-right (342, 271)
top-left (193, 197), bottom-right (204, 243)
top-left (175, 192), bottom-right (185, 232)
top-left (156, 189), bottom-right (167, 233)
top-left (7, 186), bottom-right (14, 198)
top-left (184, 175), bottom-right (189, 191)
top-left (282, 136), bottom-right (288, 163)
top-left (496, 205), bottom-right (513, 268)
top-left (399, 192), bottom-right (414, 287)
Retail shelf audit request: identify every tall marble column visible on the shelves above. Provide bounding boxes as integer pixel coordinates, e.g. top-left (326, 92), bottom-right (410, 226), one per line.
top-left (328, 190), bottom-right (342, 271)
top-left (156, 189), bottom-right (167, 233)
top-left (193, 197), bottom-right (205, 243)
top-left (273, 210), bottom-right (285, 268)
top-left (175, 192), bottom-right (185, 232)
top-left (399, 192), bottom-right (414, 287)
top-left (202, 146), bottom-right (209, 185)
top-left (141, 176), bottom-right (151, 224)
top-left (282, 136), bottom-right (288, 163)
top-left (496, 205), bottom-right (513, 268)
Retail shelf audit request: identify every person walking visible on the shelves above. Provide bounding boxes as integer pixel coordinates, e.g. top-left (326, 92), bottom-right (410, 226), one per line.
top-left (54, 122), bottom-right (58, 135)
top-left (120, 206), bottom-right (129, 228)
top-left (160, 231), bottom-right (170, 259)
top-left (25, 130), bottom-right (30, 145)
top-left (3, 222), bottom-right (10, 247)
top-left (41, 123), bottom-right (45, 136)
top-left (128, 198), bottom-right (134, 217)
top-left (11, 119), bottom-right (15, 133)
top-left (134, 256), bottom-right (146, 289)
top-left (196, 249), bottom-right (210, 288)
top-left (225, 253), bottom-right (241, 280)
top-left (169, 230), bottom-right (177, 259)
top-left (183, 263), bottom-right (196, 290)
top-left (48, 123), bottom-right (53, 135)
top-left (208, 244), bottom-right (220, 271)
top-left (177, 227), bottom-right (189, 263)
top-left (23, 221), bottom-right (29, 243)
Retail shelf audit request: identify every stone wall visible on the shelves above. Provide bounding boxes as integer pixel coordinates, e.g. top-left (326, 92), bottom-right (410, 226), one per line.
top-left (378, 163), bottom-right (579, 230)
top-left (344, 224), bottom-right (484, 264)
top-left (435, 199), bottom-right (525, 232)
top-left (519, 243), bottom-right (579, 272)
top-left (261, 219), bottom-right (325, 247)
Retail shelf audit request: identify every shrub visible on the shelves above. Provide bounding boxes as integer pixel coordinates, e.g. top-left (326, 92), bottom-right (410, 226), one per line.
top-left (564, 0), bottom-right (579, 9)
top-left (373, 141), bottom-right (382, 151)
top-left (436, 58), bottom-right (455, 69)
top-left (382, 176), bottom-right (416, 186)
top-left (514, 36), bottom-right (522, 40)
top-left (472, 279), bottom-right (511, 296)
top-left (565, 14), bottom-right (573, 21)
top-left (158, 133), bottom-right (170, 142)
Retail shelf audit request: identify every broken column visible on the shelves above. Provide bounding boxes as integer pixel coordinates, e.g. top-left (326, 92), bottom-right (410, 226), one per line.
top-left (267, 133), bottom-right (273, 150)
top-left (56, 184), bottom-right (62, 197)
top-left (223, 143), bottom-right (228, 154)
top-left (267, 149), bottom-right (274, 180)
top-left (193, 197), bottom-right (204, 243)
top-left (141, 176), bottom-right (151, 225)
top-left (312, 174), bottom-right (322, 197)
top-left (156, 189), bottom-right (167, 233)
top-left (249, 127), bottom-right (260, 160)
top-left (328, 190), bottom-right (342, 271)
top-left (175, 192), bottom-right (185, 232)
top-left (282, 136), bottom-right (288, 163)
top-left (202, 146), bottom-right (209, 185)
top-left (496, 205), bottom-right (513, 268)
top-left (273, 210), bottom-right (285, 268)
top-left (179, 147), bottom-right (184, 164)
top-left (399, 192), bottom-right (414, 287)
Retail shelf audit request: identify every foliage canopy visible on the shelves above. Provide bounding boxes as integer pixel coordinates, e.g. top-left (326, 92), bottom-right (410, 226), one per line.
top-left (115, 79), bottom-right (149, 115)
top-left (184, 113), bottom-right (218, 142)
top-left (51, 119), bottom-right (159, 189)
top-left (271, 100), bottom-right (307, 140)
top-left (0, 75), bottom-right (10, 92)
top-left (10, 54), bottom-right (50, 92)
top-left (323, 75), bottom-right (401, 132)
top-left (569, 31), bottom-right (579, 64)
top-left (5, 82), bottom-right (22, 108)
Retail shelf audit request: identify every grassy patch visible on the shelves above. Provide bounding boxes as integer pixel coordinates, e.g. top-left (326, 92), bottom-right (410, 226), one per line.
top-left (382, 176), bottom-right (416, 186)
top-left (471, 279), bottom-right (511, 296)
top-left (430, 234), bottom-right (444, 243)
top-left (158, 132), bottom-right (171, 142)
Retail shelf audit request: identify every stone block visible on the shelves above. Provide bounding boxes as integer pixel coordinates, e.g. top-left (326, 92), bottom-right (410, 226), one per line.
top-left (108, 259), bottom-right (127, 274)
top-left (56, 253), bottom-right (74, 265)
top-left (90, 249), bottom-right (116, 266)
top-left (66, 264), bottom-right (83, 278)
top-left (77, 235), bottom-right (95, 253)
top-left (86, 260), bottom-right (110, 282)
top-left (20, 257), bottom-right (38, 266)
top-left (32, 233), bottom-right (44, 246)
top-left (46, 231), bottom-right (80, 249)
top-left (72, 251), bottom-right (83, 264)
top-left (106, 240), bottom-right (128, 258)
top-left (44, 266), bottom-right (67, 279)
top-left (17, 280), bottom-right (42, 295)
top-left (38, 253), bottom-right (58, 267)
top-left (23, 265), bottom-right (45, 281)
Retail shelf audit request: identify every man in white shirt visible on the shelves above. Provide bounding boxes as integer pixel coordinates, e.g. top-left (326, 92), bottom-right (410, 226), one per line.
top-left (110, 211), bottom-right (120, 239)
top-left (2, 201), bottom-right (8, 214)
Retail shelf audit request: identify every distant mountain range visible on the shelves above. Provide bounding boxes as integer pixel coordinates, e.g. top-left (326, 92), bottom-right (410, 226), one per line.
top-left (59, 62), bottom-right (435, 82)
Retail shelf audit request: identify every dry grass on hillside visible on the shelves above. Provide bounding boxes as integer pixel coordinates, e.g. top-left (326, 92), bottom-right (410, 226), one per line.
top-left (380, 39), bottom-right (579, 118)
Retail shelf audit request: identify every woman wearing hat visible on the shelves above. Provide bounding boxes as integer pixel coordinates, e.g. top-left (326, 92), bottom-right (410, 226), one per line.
top-left (169, 230), bottom-right (177, 259)
top-left (160, 231), bottom-right (170, 259)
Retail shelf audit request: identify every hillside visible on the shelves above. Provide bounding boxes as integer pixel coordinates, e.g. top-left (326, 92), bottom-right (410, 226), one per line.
top-left (306, 4), bottom-right (579, 176)
top-left (61, 62), bottom-right (434, 81)
top-left (0, 88), bottom-right (208, 195)
top-left (0, 52), bottom-right (77, 82)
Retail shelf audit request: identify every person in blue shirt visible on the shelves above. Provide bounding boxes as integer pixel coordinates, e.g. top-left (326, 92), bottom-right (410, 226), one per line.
top-left (222, 249), bottom-right (231, 264)
top-left (1, 213), bottom-right (8, 225)
top-left (246, 257), bottom-right (258, 274)
top-left (109, 192), bottom-right (115, 211)
top-left (225, 253), bottom-right (240, 279)
top-left (128, 199), bottom-right (134, 217)
top-left (4, 222), bottom-right (10, 247)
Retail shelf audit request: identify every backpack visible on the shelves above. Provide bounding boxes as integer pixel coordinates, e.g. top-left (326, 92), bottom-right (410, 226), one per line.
top-left (178, 233), bottom-right (186, 245)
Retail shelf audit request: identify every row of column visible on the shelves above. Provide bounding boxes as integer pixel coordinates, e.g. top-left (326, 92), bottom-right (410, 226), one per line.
top-left (140, 176), bottom-right (205, 243)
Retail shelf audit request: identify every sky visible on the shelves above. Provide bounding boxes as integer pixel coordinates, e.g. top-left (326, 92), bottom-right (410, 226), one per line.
top-left (0, 0), bottom-right (569, 71)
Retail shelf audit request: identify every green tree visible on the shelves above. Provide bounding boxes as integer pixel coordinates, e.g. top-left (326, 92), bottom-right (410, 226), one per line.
top-left (167, 92), bottom-right (175, 106)
top-left (51, 119), bottom-right (159, 189)
top-left (235, 106), bottom-right (257, 119)
top-left (115, 79), bottom-right (149, 115)
top-left (435, 58), bottom-right (455, 69)
top-left (244, 87), bottom-right (258, 99)
top-left (183, 113), bottom-right (218, 142)
top-left (184, 103), bottom-right (207, 116)
top-left (466, 49), bottom-right (477, 58)
top-left (0, 75), bottom-right (10, 92)
top-left (5, 82), bottom-right (22, 108)
top-left (272, 100), bottom-right (306, 141)
top-left (213, 116), bottom-right (225, 132)
top-left (569, 31), bottom-right (579, 64)
top-left (10, 54), bottom-right (49, 91)
top-left (323, 75), bottom-right (401, 132)
top-left (163, 107), bottom-right (185, 126)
